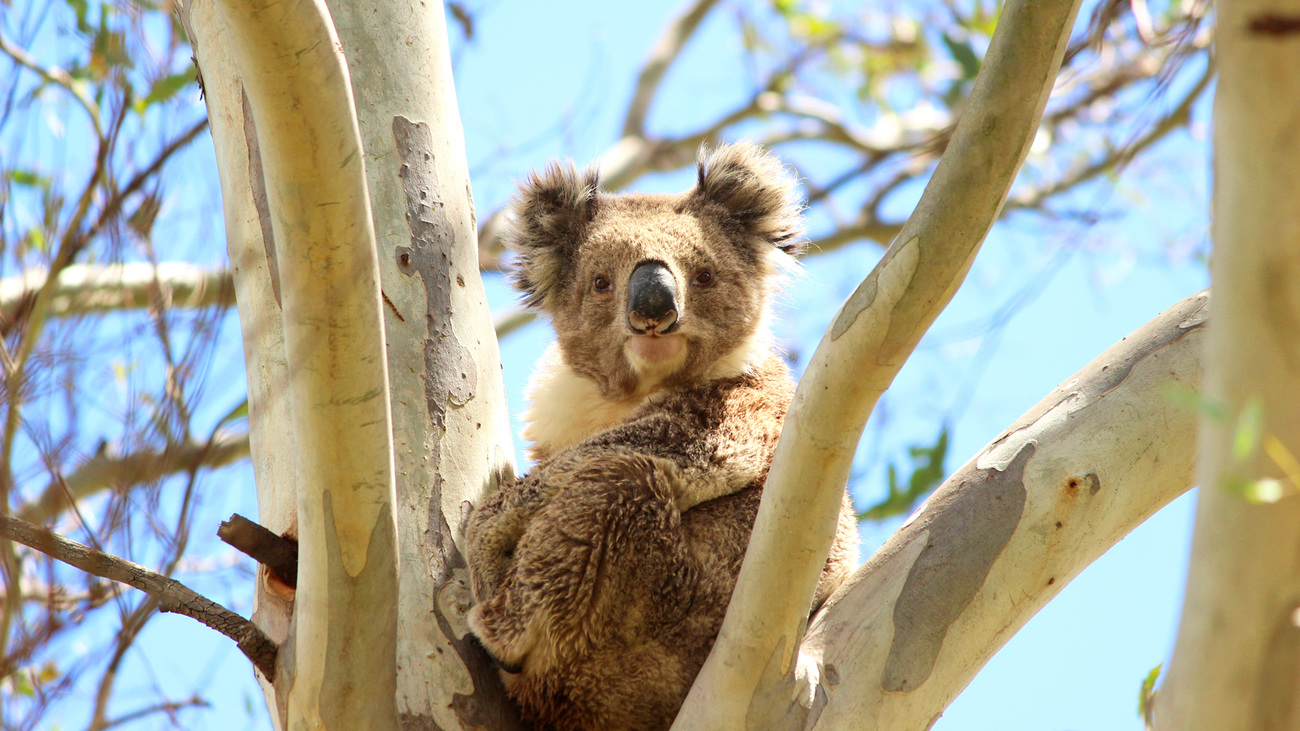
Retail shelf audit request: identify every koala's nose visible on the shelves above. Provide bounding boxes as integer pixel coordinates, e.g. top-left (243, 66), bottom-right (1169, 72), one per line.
top-left (627, 260), bottom-right (680, 335)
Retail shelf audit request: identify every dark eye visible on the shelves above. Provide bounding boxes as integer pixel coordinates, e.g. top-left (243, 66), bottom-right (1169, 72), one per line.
top-left (593, 275), bottom-right (613, 292)
top-left (693, 270), bottom-right (713, 286)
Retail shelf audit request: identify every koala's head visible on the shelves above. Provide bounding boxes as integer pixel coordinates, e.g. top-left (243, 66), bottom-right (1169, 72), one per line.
top-left (506, 142), bottom-right (803, 399)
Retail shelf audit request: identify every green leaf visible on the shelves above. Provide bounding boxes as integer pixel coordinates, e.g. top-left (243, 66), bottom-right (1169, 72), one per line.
top-left (8, 169), bottom-right (50, 189)
top-left (1232, 398), bottom-right (1263, 461)
top-left (21, 227), bottom-right (48, 256)
top-left (12, 670), bottom-right (33, 697)
top-left (1161, 382), bottom-right (1227, 423)
top-left (942, 31), bottom-right (981, 80)
top-left (66, 0), bottom-right (92, 34)
top-left (214, 399), bottom-right (249, 431)
top-left (858, 427), bottom-right (950, 522)
top-left (1137, 663), bottom-right (1161, 723)
top-left (136, 71), bottom-right (192, 113)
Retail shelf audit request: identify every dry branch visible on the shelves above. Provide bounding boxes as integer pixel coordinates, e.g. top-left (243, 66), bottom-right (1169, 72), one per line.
top-left (218, 513), bottom-right (297, 589)
top-left (0, 514), bottom-right (277, 680)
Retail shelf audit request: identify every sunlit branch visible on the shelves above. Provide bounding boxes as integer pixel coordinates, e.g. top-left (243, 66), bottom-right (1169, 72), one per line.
top-left (676, 0), bottom-right (1085, 724)
top-left (18, 433), bottom-right (251, 526)
top-left (0, 264), bottom-right (234, 325)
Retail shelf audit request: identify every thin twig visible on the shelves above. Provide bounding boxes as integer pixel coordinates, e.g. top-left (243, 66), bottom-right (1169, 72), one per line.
top-left (101, 697), bottom-right (209, 730)
top-left (0, 31), bottom-right (103, 136)
top-left (0, 514), bottom-right (277, 681)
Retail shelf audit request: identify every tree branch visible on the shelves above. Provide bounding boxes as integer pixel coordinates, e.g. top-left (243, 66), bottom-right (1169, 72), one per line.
top-left (621, 0), bottom-right (721, 139)
top-left (674, 0), bottom-right (1086, 726)
top-left (802, 289), bottom-right (1206, 728)
top-left (0, 30), bottom-right (103, 136)
top-left (218, 513), bottom-right (297, 589)
top-left (1010, 59), bottom-right (1214, 211)
top-left (216, 0), bottom-right (400, 724)
top-left (0, 264), bottom-right (235, 326)
top-left (18, 432), bottom-right (251, 526)
top-left (0, 514), bottom-right (277, 680)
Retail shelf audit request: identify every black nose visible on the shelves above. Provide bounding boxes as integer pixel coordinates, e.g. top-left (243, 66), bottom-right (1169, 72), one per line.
top-left (627, 261), bottom-right (680, 334)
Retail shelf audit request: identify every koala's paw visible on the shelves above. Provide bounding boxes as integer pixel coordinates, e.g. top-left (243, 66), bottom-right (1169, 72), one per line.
top-left (467, 586), bottom-right (539, 675)
top-left (463, 490), bottom-right (526, 605)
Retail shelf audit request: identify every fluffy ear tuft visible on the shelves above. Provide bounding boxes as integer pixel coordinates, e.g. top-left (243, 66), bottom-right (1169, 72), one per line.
top-left (691, 142), bottom-right (805, 256)
top-left (506, 162), bottom-right (601, 309)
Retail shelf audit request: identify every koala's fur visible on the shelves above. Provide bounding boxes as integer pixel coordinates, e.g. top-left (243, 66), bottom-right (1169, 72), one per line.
top-left (464, 142), bottom-right (859, 731)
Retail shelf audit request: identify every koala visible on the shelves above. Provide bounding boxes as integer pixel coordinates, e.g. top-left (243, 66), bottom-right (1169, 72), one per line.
top-left (464, 142), bottom-right (860, 731)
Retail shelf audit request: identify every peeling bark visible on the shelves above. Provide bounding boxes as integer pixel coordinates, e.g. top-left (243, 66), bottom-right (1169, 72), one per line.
top-left (328, 2), bottom-right (519, 728)
top-left (799, 290), bottom-right (1206, 730)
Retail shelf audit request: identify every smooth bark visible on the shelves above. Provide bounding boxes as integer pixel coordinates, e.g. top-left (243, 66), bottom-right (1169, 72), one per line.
top-left (176, 0), bottom-right (299, 723)
top-left (327, 0), bottom-right (520, 726)
top-left (805, 291), bottom-right (1205, 729)
top-left (212, 0), bottom-right (401, 728)
top-left (1154, 2), bottom-right (1300, 728)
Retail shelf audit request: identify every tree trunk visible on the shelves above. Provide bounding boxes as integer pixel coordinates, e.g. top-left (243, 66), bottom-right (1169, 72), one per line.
top-left (179, 0), bottom-right (517, 727)
top-left (1153, 1), bottom-right (1300, 728)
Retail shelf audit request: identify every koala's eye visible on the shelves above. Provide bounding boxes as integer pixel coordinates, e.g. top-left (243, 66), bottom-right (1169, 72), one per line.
top-left (593, 275), bottom-right (613, 293)
top-left (693, 270), bottom-right (713, 287)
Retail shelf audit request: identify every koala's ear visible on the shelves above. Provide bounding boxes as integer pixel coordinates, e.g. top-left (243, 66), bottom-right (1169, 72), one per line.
top-left (690, 142), bottom-right (805, 256)
top-left (506, 161), bottom-right (601, 309)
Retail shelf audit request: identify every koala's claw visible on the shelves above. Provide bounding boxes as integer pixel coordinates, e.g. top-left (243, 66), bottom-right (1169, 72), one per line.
top-left (485, 648), bottom-right (523, 675)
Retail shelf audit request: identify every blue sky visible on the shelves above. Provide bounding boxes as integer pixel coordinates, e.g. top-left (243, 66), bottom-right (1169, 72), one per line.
top-left (10, 0), bottom-right (1212, 728)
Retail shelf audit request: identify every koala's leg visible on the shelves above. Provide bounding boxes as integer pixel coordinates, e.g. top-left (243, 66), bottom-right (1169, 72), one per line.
top-left (468, 453), bottom-right (699, 676)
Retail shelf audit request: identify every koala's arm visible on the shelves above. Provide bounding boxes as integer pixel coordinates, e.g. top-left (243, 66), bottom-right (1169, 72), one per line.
top-left (466, 453), bottom-right (701, 672)
top-left (582, 401), bottom-right (785, 513)
top-left (464, 446), bottom-right (681, 607)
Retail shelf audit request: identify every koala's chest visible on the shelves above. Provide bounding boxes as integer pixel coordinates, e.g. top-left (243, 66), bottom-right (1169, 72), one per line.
top-left (521, 358), bottom-right (648, 460)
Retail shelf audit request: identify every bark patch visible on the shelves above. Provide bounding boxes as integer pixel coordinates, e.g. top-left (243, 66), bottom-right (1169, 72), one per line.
top-left (392, 116), bottom-right (523, 730)
top-left (830, 236), bottom-right (918, 342)
top-left (320, 491), bottom-right (399, 724)
top-left (241, 89), bottom-right (281, 309)
top-left (1092, 291), bottom-right (1208, 399)
top-left (882, 442), bottom-right (1031, 692)
top-left (391, 115), bottom-right (477, 551)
